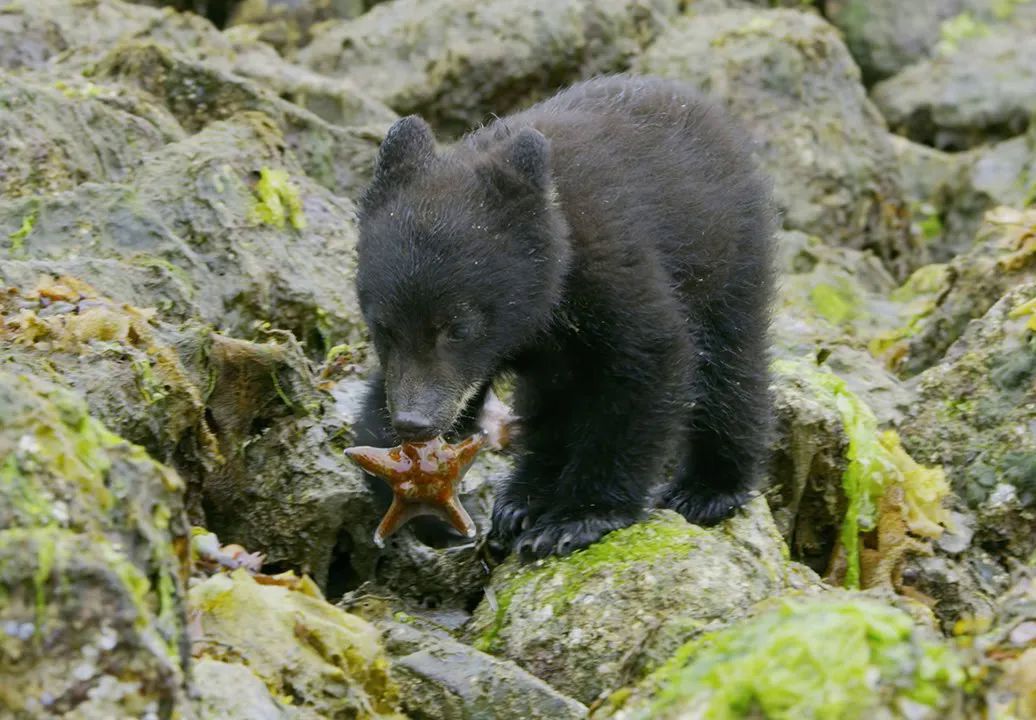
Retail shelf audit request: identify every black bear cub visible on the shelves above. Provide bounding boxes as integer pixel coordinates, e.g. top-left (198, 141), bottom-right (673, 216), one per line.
top-left (354, 74), bottom-right (775, 559)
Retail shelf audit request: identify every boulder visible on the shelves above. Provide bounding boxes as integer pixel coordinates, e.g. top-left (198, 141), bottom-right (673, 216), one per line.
top-left (899, 207), bottom-right (1036, 376)
top-left (0, 70), bottom-right (184, 199)
top-left (901, 281), bottom-right (1036, 559)
top-left (0, 113), bottom-right (365, 352)
top-left (85, 40), bottom-right (385, 197)
top-left (377, 617), bottom-right (589, 719)
top-left (872, 19), bottom-right (1036, 150)
top-left (298, 0), bottom-right (681, 135)
top-left (595, 594), bottom-right (968, 720)
top-left (0, 371), bottom-right (192, 717)
top-left (0, 0), bottom-right (231, 72)
top-left (463, 501), bottom-right (821, 705)
top-left (189, 569), bottom-right (402, 718)
top-left (635, 9), bottom-right (920, 279)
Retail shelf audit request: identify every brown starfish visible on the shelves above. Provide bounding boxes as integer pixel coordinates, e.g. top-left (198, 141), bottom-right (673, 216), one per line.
top-left (344, 433), bottom-right (486, 547)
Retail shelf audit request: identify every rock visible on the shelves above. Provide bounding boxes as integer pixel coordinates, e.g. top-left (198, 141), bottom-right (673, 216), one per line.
top-left (0, 113), bottom-right (366, 352)
top-left (900, 281), bottom-right (1036, 559)
top-left (0, 70), bottom-right (185, 200)
top-left (192, 658), bottom-right (301, 719)
top-left (0, 0), bottom-right (232, 72)
top-left (189, 569), bottom-right (402, 718)
top-left (826, 0), bottom-right (958, 84)
top-left (595, 594), bottom-right (968, 720)
top-left (971, 568), bottom-right (1036, 718)
top-left (872, 20), bottom-right (1036, 150)
top-left (376, 617), bottom-right (589, 720)
top-left (462, 501), bottom-right (821, 705)
top-left (0, 275), bottom-right (216, 496)
top-left (297, 0), bottom-right (681, 134)
top-left (767, 359), bottom-right (952, 592)
top-left (634, 9), bottom-right (920, 279)
top-left (899, 207), bottom-right (1036, 376)
top-left (85, 40), bottom-right (386, 197)
top-left (223, 32), bottom-right (399, 128)
top-left (227, 0), bottom-right (369, 56)
top-left (0, 371), bottom-right (192, 717)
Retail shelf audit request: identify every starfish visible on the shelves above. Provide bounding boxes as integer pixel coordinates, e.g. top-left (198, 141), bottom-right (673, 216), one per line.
top-left (344, 433), bottom-right (486, 547)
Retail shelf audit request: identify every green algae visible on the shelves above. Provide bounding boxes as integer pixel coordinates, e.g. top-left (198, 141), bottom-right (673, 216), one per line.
top-left (621, 598), bottom-right (964, 720)
top-left (773, 361), bottom-right (949, 588)
top-left (809, 281), bottom-right (859, 325)
top-left (936, 12), bottom-right (990, 55)
top-left (473, 513), bottom-right (700, 653)
top-left (250, 167), bottom-right (306, 230)
top-left (7, 204), bottom-right (37, 255)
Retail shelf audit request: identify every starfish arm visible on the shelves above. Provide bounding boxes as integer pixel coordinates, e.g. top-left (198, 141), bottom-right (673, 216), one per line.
top-left (373, 496), bottom-right (408, 547)
top-left (440, 494), bottom-right (477, 538)
top-left (344, 446), bottom-right (404, 487)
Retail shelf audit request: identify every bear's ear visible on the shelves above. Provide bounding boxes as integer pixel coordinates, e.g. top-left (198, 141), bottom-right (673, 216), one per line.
top-left (503, 127), bottom-right (551, 192)
top-left (371, 115), bottom-right (435, 189)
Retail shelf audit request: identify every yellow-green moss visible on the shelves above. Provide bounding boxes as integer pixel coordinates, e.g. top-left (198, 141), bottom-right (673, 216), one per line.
top-left (473, 513), bottom-right (700, 653)
top-left (8, 205), bottom-right (37, 255)
top-left (809, 281), bottom-right (859, 325)
top-left (250, 167), bottom-right (306, 230)
top-left (622, 598), bottom-right (964, 720)
top-left (937, 12), bottom-right (990, 54)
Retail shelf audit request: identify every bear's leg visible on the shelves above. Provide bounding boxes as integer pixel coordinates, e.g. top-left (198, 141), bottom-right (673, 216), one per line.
top-left (661, 310), bottom-right (772, 525)
top-left (492, 335), bottom-right (689, 559)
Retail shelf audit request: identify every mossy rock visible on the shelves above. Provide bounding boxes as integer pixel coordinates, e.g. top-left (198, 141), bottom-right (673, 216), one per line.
top-left (0, 0), bottom-right (232, 72)
top-left (297, 0), bottom-right (682, 135)
top-left (0, 70), bottom-right (184, 201)
top-left (0, 113), bottom-right (366, 354)
top-left (595, 594), bottom-right (968, 720)
top-left (463, 502), bottom-right (818, 705)
top-left (0, 370), bottom-right (192, 717)
top-left (872, 16), bottom-right (1036, 150)
top-left (634, 9), bottom-right (920, 280)
top-left (85, 40), bottom-right (386, 197)
top-left (899, 206), bottom-right (1036, 376)
top-left (901, 282), bottom-right (1036, 558)
top-left (189, 569), bottom-right (403, 718)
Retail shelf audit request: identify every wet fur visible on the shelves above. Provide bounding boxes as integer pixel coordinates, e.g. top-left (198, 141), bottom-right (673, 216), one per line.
top-left (354, 75), bottom-right (776, 559)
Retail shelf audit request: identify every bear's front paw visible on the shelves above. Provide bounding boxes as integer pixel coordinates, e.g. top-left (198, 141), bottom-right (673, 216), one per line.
top-left (515, 511), bottom-right (639, 560)
top-left (661, 485), bottom-right (752, 527)
top-left (488, 496), bottom-right (531, 556)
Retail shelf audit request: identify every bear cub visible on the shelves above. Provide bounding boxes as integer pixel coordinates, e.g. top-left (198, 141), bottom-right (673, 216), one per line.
top-left (354, 75), bottom-right (776, 559)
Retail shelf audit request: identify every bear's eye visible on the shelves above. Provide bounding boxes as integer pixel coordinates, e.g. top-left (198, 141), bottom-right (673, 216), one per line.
top-left (443, 320), bottom-right (471, 343)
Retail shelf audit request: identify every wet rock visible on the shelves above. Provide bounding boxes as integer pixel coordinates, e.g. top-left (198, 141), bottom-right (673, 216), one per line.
top-left (595, 594), bottom-right (968, 720)
top-left (767, 358), bottom-right (953, 593)
top-left (223, 32), bottom-right (398, 127)
top-left (227, 0), bottom-right (369, 56)
top-left (824, 0), bottom-right (1002, 84)
top-left (0, 0), bottom-right (231, 72)
top-left (0, 371), bottom-right (192, 717)
top-left (192, 658), bottom-right (301, 719)
top-left (0, 275), bottom-right (216, 490)
top-left (0, 113), bottom-right (365, 351)
top-left (635, 9), bottom-right (920, 279)
top-left (377, 618), bottom-right (589, 720)
top-left (462, 501), bottom-right (820, 705)
top-left (298, 0), bottom-right (681, 135)
top-left (901, 281), bottom-right (1036, 559)
top-left (0, 70), bottom-right (184, 200)
top-left (86, 40), bottom-right (385, 197)
top-left (872, 19), bottom-right (1036, 150)
top-left (899, 207), bottom-right (1036, 376)
top-left (189, 569), bottom-right (402, 718)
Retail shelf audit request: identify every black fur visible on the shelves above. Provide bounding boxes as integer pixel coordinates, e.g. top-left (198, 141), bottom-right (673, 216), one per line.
top-left (354, 75), bottom-right (776, 559)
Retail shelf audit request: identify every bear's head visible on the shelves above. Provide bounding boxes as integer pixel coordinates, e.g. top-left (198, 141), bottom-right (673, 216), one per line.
top-left (356, 115), bottom-right (570, 441)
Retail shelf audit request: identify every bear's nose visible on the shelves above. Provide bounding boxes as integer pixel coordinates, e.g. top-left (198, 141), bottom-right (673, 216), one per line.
top-left (392, 412), bottom-right (437, 441)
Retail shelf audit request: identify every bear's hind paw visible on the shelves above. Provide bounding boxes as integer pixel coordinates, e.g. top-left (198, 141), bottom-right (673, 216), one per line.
top-left (661, 485), bottom-right (752, 527)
